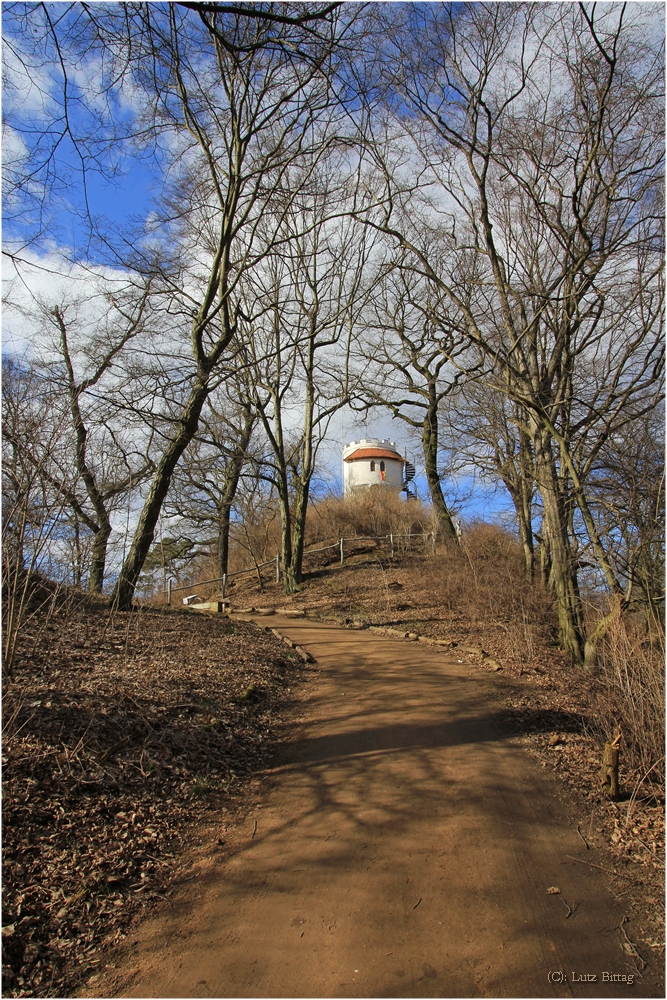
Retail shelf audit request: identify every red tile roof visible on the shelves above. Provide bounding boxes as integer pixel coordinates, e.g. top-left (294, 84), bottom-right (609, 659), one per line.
top-left (344, 448), bottom-right (403, 463)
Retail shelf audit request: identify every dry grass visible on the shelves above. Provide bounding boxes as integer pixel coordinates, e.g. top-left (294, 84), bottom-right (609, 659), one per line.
top-left (591, 608), bottom-right (665, 793)
top-left (182, 490), bottom-right (437, 596)
top-left (306, 489), bottom-right (434, 544)
top-left (431, 522), bottom-right (545, 622)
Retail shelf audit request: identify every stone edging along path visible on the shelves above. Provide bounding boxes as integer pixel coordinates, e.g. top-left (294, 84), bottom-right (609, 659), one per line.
top-left (225, 606), bottom-right (504, 673)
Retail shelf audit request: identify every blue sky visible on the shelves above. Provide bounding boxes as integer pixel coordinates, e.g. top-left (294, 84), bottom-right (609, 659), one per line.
top-left (2, 2), bottom-right (518, 534)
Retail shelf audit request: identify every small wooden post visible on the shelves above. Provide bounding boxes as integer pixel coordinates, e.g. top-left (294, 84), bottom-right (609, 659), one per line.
top-left (600, 731), bottom-right (622, 800)
top-left (221, 573), bottom-right (227, 598)
top-left (275, 553), bottom-right (280, 583)
top-left (167, 579), bottom-right (172, 606)
top-left (390, 533), bottom-right (394, 558)
top-left (340, 537), bottom-right (344, 565)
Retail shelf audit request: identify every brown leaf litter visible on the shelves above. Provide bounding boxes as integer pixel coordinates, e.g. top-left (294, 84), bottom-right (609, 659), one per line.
top-left (2, 591), bottom-right (309, 998)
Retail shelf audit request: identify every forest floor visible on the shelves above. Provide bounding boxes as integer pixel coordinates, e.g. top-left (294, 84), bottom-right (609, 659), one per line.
top-left (2, 552), bottom-right (664, 997)
top-left (2, 587), bottom-right (311, 998)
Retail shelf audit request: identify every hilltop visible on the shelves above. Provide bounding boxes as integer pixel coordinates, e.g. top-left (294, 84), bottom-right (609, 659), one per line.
top-left (2, 528), bottom-right (664, 997)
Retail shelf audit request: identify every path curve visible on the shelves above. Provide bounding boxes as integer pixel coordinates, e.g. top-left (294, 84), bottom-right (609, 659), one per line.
top-left (98, 617), bottom-right (649, 998)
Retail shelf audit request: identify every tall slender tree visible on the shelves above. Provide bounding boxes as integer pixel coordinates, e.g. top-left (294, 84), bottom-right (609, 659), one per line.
top-left (355, 2), bottom-right (664, 663)
top-left (163, 382), bottom-right (258, 581)
top-left (353, 264), bottom-right (477, 541)
top-left (239, 164), bottom-right (374, 592)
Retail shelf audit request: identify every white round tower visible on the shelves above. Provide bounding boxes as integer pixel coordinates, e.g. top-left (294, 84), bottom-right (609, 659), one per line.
top-left (342, 439), bottom-right (404, 495)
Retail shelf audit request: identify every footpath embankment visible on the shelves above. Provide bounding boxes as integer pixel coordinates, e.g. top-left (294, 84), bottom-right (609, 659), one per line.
top-left (90, 616), bottom-right (659, 999)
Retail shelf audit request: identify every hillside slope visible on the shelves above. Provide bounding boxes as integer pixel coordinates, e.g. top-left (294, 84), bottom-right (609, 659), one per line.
top-left (2, 591), bottom-right (311, 998)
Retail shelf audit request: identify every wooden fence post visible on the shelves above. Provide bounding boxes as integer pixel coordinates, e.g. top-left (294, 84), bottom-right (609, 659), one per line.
top-left (167, 579), bottom-right (172, 606)
top-left (340, 538), bottom-right (344, 565)
top-left (390, 533), bottom-right (394, 558)
top-left (221, 573), bottom-right (227, 599)
top-left (275, 553), bottom-right (280, 583)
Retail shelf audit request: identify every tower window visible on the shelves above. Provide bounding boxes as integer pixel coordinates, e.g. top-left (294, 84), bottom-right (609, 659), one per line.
top-left (380, 461), bottom-right (385, 472)
top-left (370, 460), bottom-right (375, 471)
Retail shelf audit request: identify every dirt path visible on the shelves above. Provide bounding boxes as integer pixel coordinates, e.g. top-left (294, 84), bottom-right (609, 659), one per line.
top-left (95, 618), bottom-right (654, 998)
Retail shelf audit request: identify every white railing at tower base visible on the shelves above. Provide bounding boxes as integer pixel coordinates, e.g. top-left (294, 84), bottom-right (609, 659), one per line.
top-left (162, 531), bottom-right (436, 605)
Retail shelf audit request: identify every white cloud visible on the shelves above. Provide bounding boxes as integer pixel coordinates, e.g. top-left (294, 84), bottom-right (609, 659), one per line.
top-left (2, 38), bottom-right (57, 119)
top-left (2, 248), bottom-right (136, 356)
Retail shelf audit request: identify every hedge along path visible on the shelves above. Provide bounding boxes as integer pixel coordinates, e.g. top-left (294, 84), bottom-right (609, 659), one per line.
top-left (93, 617), bottom-right (650, 999)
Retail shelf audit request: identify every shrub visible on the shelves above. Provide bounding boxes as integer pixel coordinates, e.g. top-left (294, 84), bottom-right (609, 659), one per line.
top-left (426, 522), bottom-right (547, 624)
top-left (592, 607), bottom-right (665, 792)
top-left (306, 489), bottom-right (434, 545)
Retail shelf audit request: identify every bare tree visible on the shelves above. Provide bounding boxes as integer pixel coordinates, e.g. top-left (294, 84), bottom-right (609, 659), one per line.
top-left (3, 281), bottom-right (157, 592)
top-left (443, 387), bottom-right (537, 581)
top-left (586, 408), bottom-right (664, 630)
top-left (3, 3), bottom-right (356, 609)
top-left (355, 2), bottom-right (664, 663)
top-left (49, 293), bottom-right (155, 591)
top-left (239, 167), bottom-right (373, 592)
top-left (2, 359), bottom-right (76, 672)
top-left (96, 5), bottom-right (352, 608)
top-left (352, 263), bottom-right (476, 540)
top-left (163, 383), bottom-right (258, 581)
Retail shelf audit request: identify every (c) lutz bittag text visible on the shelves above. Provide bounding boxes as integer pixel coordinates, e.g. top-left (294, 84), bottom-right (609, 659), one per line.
top-left (547, 972), bottom-right (635, 985)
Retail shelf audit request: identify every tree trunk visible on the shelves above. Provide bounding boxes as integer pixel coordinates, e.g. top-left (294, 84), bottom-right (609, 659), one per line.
top-left (58, 307), bottom-right (120, 595)
top-left (498, 468), bottom-right (535, 583)
top-left (217, 504), bottom-right (232, 581)
top-left (278, 489), bottom-right (297, 594)
top-left (517, 428), bottom-right (535, 581)
top-left (538, 529), bottom-right (552, 590)
top-left (216, 420), bottom-right (253, 579)
top-left (504, 480), bottom-right (534, 583)
top-left (111, 377), bottom-right (210, 610)
top-left (533, 427), bottom-right (585, 664)
top-left (286, 475), bottom-right (311, 591)
top-left (89, 519), bottom-right (112, 593)
top-left (272, 449), bottom-right (297, 594)
top-left (422, 388), bottom-right (457, 541)
top-left (517, 511), bottom-right (535, 583)
top-left (72, 517), bottom-right (82, 589)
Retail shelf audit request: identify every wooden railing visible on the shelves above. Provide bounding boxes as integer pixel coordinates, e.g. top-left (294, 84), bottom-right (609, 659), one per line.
top-left (162, 532), bottom-right (436, 605)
